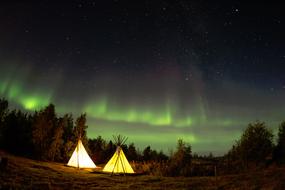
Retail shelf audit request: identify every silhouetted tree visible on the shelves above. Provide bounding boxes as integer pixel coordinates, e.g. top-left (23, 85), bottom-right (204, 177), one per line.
top-left (121, 144), bottom-right (128, 155)
top-left (61, 114), bottom-right (74, 161)
top-left (143, 146), bottom-right (151, 161)
top-left (32, 104), bottom-right (57, 160)
top-left (61, 114), bottom-right (74, 141)
top-left (157, 151), bottom-right (168, 161)
top-left (2, 110), bottom-right (33, 156)
top-left (168, 139), bottom-right (192, 176)
top-left (68, 114), bottom-right (91, 157)
top-left (226, 141), bottom-right (243, 173)
top-left (274, 121), bottom-right (285, 164)
top-left (88, 136), bottom-right (106, 164)
top-left (150, 149), bottom-right (158, 160)
top-left (142, 145), bottom-right (168, 161)
top-left (48, 118), bottom-right (64, 161)
top-left (73, 114), bottom-right (88, 141)
top-left (207, 152), bottom-right (214, 159)
top-left (104, 140), bottom-right (116, 162)
top-left (126, 143), bottom-right (138, 161)
top-left (0, 98), bottom-right (8, 122)
top-left (0, 98), bottom-right (8, 145)
top-left (239, 121), bottom-right (273, 168)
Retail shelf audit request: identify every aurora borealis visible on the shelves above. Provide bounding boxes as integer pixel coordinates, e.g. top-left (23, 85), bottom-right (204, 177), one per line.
top-left (0, 1), bottom-right (285, 155)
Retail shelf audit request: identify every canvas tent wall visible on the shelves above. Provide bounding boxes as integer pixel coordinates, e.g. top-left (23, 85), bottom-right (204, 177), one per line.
top-left (67, 139), bottom-right (96, 168)
top-left (103, 146), bottom-right (134, 174)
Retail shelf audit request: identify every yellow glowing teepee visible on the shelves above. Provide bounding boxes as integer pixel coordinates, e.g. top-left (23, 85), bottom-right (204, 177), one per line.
top-left (67, 139), bottom-right (96, 168)
top-left (103, 135), bottom-right (134, 174)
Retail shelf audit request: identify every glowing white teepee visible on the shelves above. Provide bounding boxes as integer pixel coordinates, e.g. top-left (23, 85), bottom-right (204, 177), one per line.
top-left (67, 139), bottom-right (96, 168)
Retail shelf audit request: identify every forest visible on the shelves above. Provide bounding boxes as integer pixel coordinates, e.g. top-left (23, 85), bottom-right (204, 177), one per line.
top-left (0, 98), bottom-right (285, 176)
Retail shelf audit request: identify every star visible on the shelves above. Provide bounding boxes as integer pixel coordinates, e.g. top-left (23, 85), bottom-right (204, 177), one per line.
top-left (0, 0), bottom-right (284, 155)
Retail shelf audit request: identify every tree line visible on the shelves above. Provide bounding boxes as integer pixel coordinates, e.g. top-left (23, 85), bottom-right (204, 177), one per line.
top-left (0, 98), bottom-right (285, 176)
top-left (0, 98), bottom-right (169, 163)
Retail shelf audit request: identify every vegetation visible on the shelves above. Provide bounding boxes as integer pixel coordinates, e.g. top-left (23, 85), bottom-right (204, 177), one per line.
top-left (166, 139), bottom-right (192, 176)
top-left (274, 121), bottom-right (285, 164)
top-left (227, 121), bottom-right (274, 171)
top-left (1, 97), bottom-right (285, 178)
top-left (1, 151), bottom-right (285, 190)
top-left (0, 98), bottom-right (168, 165)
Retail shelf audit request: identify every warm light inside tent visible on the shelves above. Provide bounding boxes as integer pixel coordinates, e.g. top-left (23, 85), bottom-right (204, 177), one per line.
top-left (67, 140), bottom-right (96, 168)
top-left (103, 147), bottom-right (134, 173)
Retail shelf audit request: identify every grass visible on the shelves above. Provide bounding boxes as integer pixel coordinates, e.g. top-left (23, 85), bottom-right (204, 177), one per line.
top-left (1, 151), bottom-right (285, 190)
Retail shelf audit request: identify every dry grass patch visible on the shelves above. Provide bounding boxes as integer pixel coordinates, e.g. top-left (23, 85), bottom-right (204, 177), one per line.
top-left (1, 151), bottom-right (285, 190)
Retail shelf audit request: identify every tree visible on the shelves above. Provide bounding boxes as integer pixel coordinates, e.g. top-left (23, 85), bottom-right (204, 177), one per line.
top-left (0, 98), bottom-right (8, 123)
top-left (88, 136), bottom-right (106, 164)
top-left (61, 114), bottom-right (75, 161)
top-left (239, 121), bottom-right (273, 167)
top-left (157, 151), bottom-right (168, 161)
top-left (274, 121), bottom-right (285, 164)
top-left (143, 146), bottom-right (151, 161)
top-left (48, 118), bottom-right (64, 161)
top-left (1, 110), bottom-right (33, 156)
top-left (73, 114), bottom-right (90, 153)
top-left (226, 140), bottom-right (243, 173)
top-left (168, 139), bottom-right (192, 176)
top-left (127, 143), bottom-right (138, 161)
top-left (61, 114), bottom-right (74, 142)
top-left (32, 104), bottom-right (57, 160)
top-left (104, 140), bottom-right (116, 162)
top-left (73, 114), bottom-right (87, 139)
top-left (0, 98), bottom-right (8, 144)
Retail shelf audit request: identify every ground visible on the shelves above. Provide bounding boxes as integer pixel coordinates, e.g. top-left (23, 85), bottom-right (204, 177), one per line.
top-left (1, 151), bottom-right (285, 190)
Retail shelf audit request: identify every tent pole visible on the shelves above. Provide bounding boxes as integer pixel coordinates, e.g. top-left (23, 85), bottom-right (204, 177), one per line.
top-left (77, 141), bottom-right (79, 169)
top-left (111, 147), bottom-right (120, 176)
top-left (119, 152), bottom-right (126, 176)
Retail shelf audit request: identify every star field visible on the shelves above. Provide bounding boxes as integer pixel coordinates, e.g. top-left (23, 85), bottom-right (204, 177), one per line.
top-left (0, 1), bottom-right (285, 155)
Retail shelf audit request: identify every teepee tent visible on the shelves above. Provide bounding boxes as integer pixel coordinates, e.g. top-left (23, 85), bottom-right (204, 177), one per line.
top-left (67, 139), bottom-right (96, 168)
top-left (103, 135), bottom-right (134, 174)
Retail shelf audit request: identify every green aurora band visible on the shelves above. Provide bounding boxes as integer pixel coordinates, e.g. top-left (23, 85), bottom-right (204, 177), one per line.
top-left (0, 79), bottom-right (199, 129)
top-left (0, 72), bottom-right (282, 155)
top-left (83, 97), bottom-right (195, 128)
top-left (0, 80), bottom-right (51, 110)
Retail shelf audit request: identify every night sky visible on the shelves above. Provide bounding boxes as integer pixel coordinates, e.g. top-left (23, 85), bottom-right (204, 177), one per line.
top-left (0, 1), bottom-right (285, 155)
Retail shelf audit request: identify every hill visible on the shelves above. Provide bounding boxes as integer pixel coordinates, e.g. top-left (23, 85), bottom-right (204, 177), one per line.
top-left (1, 151), bottom-right (285, 190)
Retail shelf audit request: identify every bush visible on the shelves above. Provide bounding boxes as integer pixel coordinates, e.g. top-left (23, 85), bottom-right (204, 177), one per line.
top-left (165, 139), bottom-right (192, 176)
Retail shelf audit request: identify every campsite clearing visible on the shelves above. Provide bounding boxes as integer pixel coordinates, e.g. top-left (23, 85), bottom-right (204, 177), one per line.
top-left (1, 151), bottom-right (285, 190)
